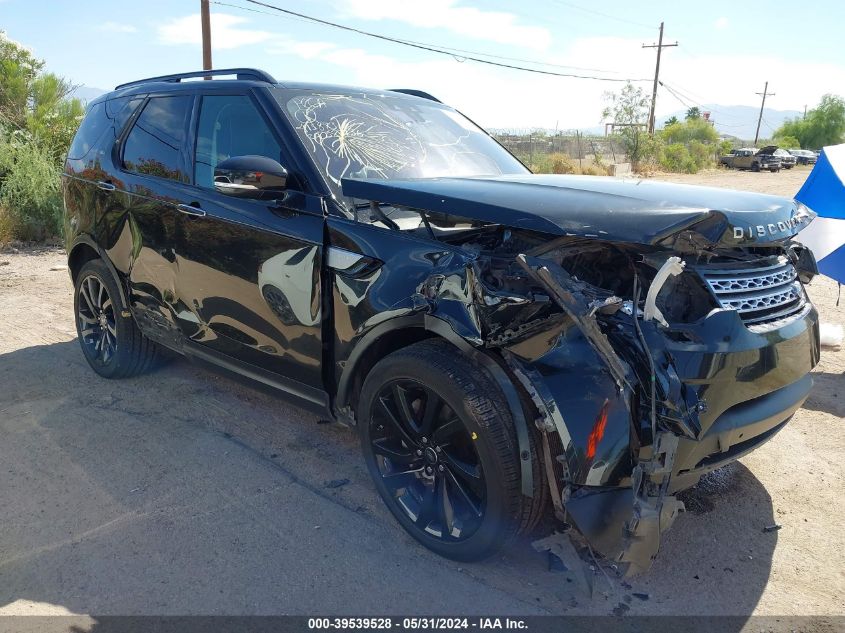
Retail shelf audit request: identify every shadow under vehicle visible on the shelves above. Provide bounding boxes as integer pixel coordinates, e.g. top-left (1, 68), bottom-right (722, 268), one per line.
top-left (62, 68), bottom-right (821, 575)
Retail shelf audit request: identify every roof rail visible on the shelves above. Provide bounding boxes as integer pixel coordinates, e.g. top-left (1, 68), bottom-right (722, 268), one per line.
top-left (115, 68), bottom-right (277, 91)
top-left (389, 88), bottom-right (442, 103)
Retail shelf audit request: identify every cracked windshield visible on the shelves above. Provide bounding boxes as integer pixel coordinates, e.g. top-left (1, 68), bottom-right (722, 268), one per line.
top-left (276, 90), bottom-right (528, 199)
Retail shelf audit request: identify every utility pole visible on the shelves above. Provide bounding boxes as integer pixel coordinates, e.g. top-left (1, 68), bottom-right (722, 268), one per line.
top-left (753, 81), bottom-right (775, 146)
top-left (643, 22), bottom-right (678, 135)
top-left (201, 0), bottom-right (212, 77)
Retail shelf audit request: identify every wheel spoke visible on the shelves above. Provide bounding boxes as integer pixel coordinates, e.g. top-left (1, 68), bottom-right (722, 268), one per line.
top-left (445, 468), bottom-right (482, 518)
top-left (437, 475), bottom-right (455, 537)
top-left (80, 284), bottom-right (96, 314)
top-left (79, 314), bottom-right (97, 326)
top-left (392, 384), bottom-right (418, 430)
top-left (80, 327), bottom-right (96, 339)
top-left (378, 394), bottom-right (418, 448)
top-left (419, 389), bottom-right (443, 438)
top-left (442, 453), bottom-right (483, 495)
top-left (415, 483), bottom-right (437, 528)
top-left (372, 437), bottom-right (422, 466)
top-left (87, 277), bottom-right (100, 309)
top-left (432, 415), bottom-right (462, 444)
top-left (102, 298), bottom-right (112, 313)
top-left (97, 280), bottom-right (105, 308)
top-left (382, 465), bottom-right (423, 490)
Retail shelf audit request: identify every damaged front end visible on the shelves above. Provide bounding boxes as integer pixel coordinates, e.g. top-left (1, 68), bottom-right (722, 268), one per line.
top-left (339, 175), bottom-right (821, 575)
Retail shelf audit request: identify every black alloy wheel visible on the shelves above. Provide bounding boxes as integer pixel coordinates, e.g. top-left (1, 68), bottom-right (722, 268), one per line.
top-left (77, 273), bottom-right (118, 365)
top-left (358, 339), bottom-right (548, 561)
top-left (370, 379), bottom-right (486, 542)
top-left (73, 259), bottom-right (161, 379)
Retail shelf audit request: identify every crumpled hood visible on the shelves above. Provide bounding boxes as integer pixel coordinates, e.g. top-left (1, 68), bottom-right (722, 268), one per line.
top-left (341, 174), bottom-right (815, 248)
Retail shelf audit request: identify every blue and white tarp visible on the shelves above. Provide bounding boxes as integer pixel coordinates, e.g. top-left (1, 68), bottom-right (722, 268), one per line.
top-left (796, 143), bottom-right (845, 284)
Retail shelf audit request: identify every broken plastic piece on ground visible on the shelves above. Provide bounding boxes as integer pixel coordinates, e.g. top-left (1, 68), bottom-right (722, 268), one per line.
top-left (819, 322), bottom-right (843, 348)
top-left (547, 551), bottom-right (569, 573)
top-left (763, 524), bottom-right (783, 533)
top-left (532, 532), bottom-right (593, 596)
top-left (643, 256), bottom-right (685, 327)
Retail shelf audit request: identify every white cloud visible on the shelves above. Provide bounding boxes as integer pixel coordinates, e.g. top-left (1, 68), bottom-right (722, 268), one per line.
top-left (715, 16), bottom-right (729, 29)
top-left (157, 13), bottom-right (273, 50)
top-left (98, 21), bottom-right (137, 34)
top-left (338, 0), bottom-right (552, 51)
top-left (265, 33), bottom-right (845, 131)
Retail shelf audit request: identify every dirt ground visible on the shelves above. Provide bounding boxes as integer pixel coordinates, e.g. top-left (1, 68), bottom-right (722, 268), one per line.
top-left (0, 165), bottom-right (842, 618)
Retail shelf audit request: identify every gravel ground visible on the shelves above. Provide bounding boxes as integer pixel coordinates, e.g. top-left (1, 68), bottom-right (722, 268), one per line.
top-left (0, 166), bottom-right (842, 617)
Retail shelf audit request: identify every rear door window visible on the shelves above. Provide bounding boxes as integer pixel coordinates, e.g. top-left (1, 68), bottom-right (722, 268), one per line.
top-left (122, 95), bottom-right (192, 182)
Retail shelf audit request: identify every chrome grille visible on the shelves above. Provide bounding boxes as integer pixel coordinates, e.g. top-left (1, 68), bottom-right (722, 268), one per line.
top-left (700, 258), bottom-right (806, 326)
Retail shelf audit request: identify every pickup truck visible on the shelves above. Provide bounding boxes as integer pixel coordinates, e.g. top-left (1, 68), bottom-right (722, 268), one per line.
top-left (721, 147), bottom-right (781, 172)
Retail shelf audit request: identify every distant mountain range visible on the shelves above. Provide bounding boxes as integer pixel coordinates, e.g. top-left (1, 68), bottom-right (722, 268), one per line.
top-left (656, 105), bottom-right (804, 141)
top-left (70, 85), bottom-right (107, 103)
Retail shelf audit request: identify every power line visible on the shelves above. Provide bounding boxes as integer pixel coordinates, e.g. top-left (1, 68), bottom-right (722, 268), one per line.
top-left (660, 80), bottom-right (747, 122)
top-left (212, 0), bottom-right (630, 75)
top-left (226, 0), bottom-right (651, 82)
top-left (548, 0), bottom-right (657, 30)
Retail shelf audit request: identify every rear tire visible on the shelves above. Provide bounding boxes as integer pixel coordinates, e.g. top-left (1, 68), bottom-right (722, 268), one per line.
top-left (74, 259), bottom-right (161, 379)
top-left (358, 339), bottom-right (547, 561)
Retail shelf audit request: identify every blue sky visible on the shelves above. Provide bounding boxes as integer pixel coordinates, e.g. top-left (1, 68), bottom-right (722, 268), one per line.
top-left (3, 0), bottom-right (845, 130)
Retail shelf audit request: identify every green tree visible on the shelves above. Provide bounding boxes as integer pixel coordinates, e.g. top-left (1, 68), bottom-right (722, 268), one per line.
top-left (775, 94), bottom-right (845, 149)
top-left (661, 118), bottom-right (719, 145)
top-left (663, 116), bottom-right (679, 127)
top-left (0, 31), bottom-right (45, 129)
top-left (773, 134), bottom-right (801, 149)
top-left (685, 107), bottom-right (701, 120)
top-left (0, 31), bottom-right (84, 241)
top-left (602, 82), bottom-right (652, 167)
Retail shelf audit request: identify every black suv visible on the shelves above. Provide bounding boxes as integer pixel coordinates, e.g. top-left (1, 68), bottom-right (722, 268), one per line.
top-left (64, 68), bottom-right (821, 574)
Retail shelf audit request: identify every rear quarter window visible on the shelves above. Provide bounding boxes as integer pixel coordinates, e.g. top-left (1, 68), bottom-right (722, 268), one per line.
top-left (67, 102), bottom-right (109, 159)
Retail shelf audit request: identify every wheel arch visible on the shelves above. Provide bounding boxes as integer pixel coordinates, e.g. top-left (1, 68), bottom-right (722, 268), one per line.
top-left (68, 236), bottom-right (129, 311)
top-left (337, 314), bottom-right (536, 498)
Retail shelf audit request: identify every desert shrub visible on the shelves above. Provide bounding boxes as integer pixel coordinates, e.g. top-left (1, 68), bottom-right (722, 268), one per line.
top-left (529, 152), bottom-right (611, 176)
top-left (660, 143), bottom-right (694, 173)
top-left (688, 140), bottom-right (715, 170)
top-left (549, 152), bottom-right (578, 174)
top-left (0, 132), bottom-right (63, 241)
top-left (0, 204), bottom-right (16, 243)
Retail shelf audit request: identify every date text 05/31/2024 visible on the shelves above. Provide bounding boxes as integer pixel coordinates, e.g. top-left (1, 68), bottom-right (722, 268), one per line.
top-left (307, 618), bottom-right (528, 629)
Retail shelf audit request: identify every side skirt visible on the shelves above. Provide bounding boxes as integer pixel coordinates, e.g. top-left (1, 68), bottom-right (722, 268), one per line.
top-left (183, 341), bottom-right (333, 419)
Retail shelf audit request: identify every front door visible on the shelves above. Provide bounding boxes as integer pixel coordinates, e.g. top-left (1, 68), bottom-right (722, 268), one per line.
top-left (171, 92), bottom-right (326, 393)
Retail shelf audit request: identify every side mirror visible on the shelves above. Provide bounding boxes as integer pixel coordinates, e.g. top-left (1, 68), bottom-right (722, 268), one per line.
top-left (213, 155), bottom-right (289, 199)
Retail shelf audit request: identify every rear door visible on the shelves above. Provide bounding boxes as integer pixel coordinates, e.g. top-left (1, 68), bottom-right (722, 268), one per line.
top-left (119, 93), bottom-right (196, 347)
top-left (170, 90), bottom-right (326, 395)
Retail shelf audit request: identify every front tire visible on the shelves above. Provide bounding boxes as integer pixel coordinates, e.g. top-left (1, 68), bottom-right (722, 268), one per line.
top-left (74, 259), bottom-right (160, 379)
top-left (358, 339), bottom-right (546, 561)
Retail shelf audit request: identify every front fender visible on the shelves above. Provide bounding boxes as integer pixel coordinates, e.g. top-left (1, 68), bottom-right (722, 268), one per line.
top-left (504, 321), bottom-right (633, 487)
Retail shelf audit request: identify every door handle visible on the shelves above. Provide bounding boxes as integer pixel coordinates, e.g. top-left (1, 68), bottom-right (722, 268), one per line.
top-left (176, 203), bottom-right (207, 217)
top-left (96, 181), bottom-right (116, 191)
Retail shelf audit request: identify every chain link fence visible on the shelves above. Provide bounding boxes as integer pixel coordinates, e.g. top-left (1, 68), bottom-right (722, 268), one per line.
top-left (491, 130), bottom-right (628, 173)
